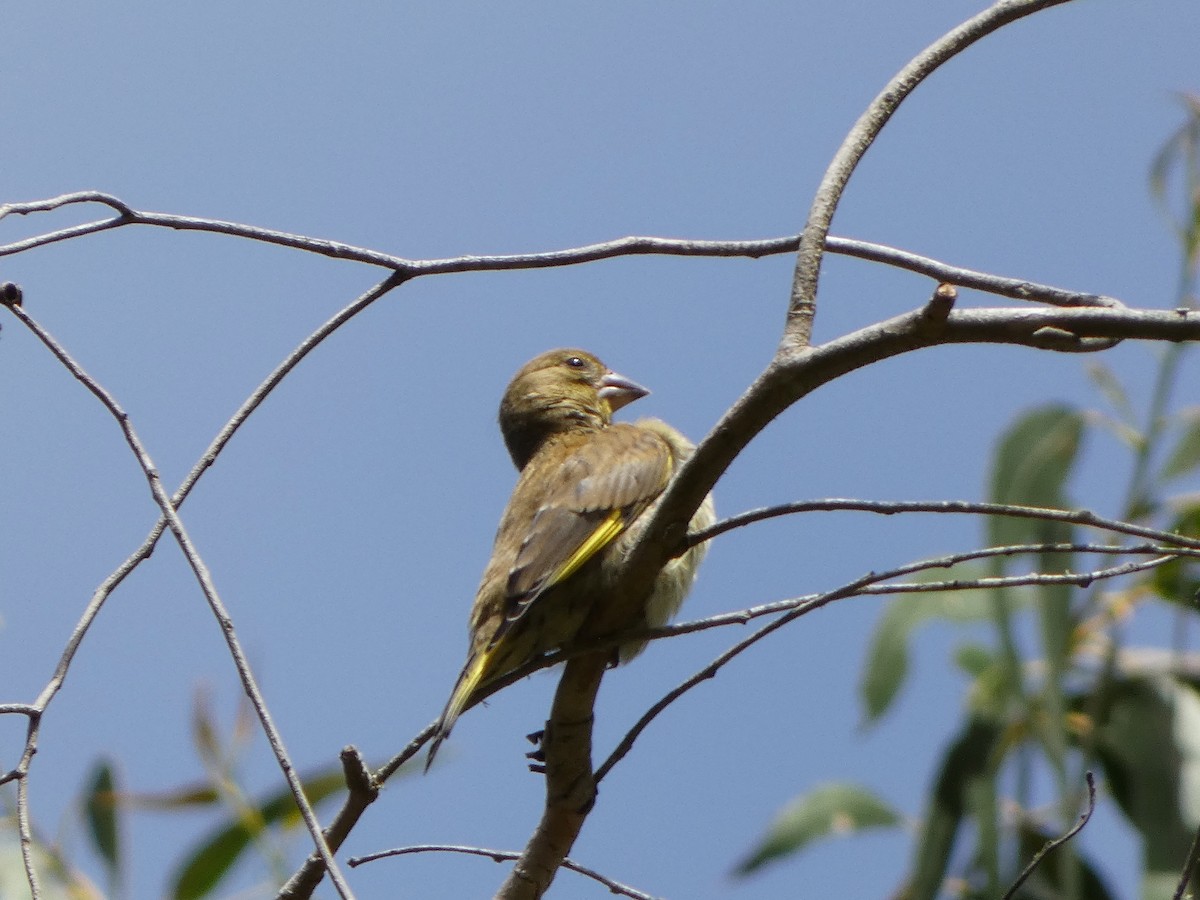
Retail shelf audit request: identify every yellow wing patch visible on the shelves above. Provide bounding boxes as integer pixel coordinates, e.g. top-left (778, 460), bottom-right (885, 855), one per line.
top-left (544, 508), bottom-right (626, 589)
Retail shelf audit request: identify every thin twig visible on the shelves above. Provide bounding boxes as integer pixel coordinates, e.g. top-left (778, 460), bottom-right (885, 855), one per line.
top-left (398, 538), bottom-right (1180, 778)
top-left (0, 705), bottom-right (39, 717)
top-left (0, 275), bottom-right (398, 900)
top-left (0, 192), bottom-right (1120, 310)
top-left (643, 540), bottom-right (1184, 640)
top-left (347, 844), bottom-right (659, 900)
top-left (594, 553), bottom-right (1163, 784)
top-left (826, 236), bottom-right (1122, 308)
top-left (783, 0), bottom-right (1077, 350)
top-left (688, 498), bottom-right (1200, 551)
top-left (4, 303), bottom-right (357, 900)
top-left (9, 273), bottom-right (401, 727)
top-left (1002, 772), bottom-right (1097, 900)
top-left (15, 770), bottom-right (39, 899)
top-left (1174, 821), bottom-right (1200, 900)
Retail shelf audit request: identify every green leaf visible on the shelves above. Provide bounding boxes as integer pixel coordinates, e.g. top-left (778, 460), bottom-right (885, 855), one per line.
top-left (987, 405), bottom-right (1084, 549)
top-left (170, 766), bottom-right (347, 900)
top-left (1143, 871), bottom-right (1186, 900)
top-left (122, 783), bottom-right (221, 811)
top-left (1149, 504), bottom-right (1200, 610)
top-left (1160, 410), bottom-right (1200, 481)
top-left (1088, 410), bottom-right (1144, 453)
top-left (953, 643), bottom-right (994, 679)
top-left (1149, 94), bottom-right (1200, 259)
top-left (986, 405), bottom-right (1084, 774)
top-left (84, 759), bottom-right (121, 883)
top-left (191, 689), bottom-right (222, 769)
top-left (1086, 361), bottom-right (1135, 425)
top-left (906, 718), bottom-right (1002, 900)
top-left (1090, 676), bottom-right (1200, 886)
top-left (859, 565), bottom-right (995, 724)
top-left (732, 782), bottom-right (900, 877)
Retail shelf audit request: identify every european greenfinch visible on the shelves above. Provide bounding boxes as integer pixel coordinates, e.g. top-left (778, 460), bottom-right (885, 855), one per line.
top-left (426, 348), bottom-right (714, 769)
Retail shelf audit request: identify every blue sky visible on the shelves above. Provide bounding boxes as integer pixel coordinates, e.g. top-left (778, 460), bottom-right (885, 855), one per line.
top-left (2, 2), bottom-right (1199, 898)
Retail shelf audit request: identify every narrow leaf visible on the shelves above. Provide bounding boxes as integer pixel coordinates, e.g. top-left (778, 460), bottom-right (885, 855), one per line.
top-left (120, 783), bottom-right (221, 811)
top-left (732, 782), bottom-right (900, 876)
top-left (987, 405), bottom-right (1083, 548)
top-left (953, 643), bottom-right (994, 679)
top-left (83, 760), bottom-right (121, 882)
top-left (1085, 362), bottom-right (1135, 425)
top-left (906, 718), bottom-right (1001, 900)
top-left (1162, 411), bottom-right (1200, 482)
top-left (191, 688), bottom-right (222, 769)
top-left (859, 566), bottom-right (994, 724)
top-left (170, 766), bottom-right (347, 899)
top-left (1090, 676), bottom-right (1200, 885)
top-left (1149, 504), bottom-right (1200, 610)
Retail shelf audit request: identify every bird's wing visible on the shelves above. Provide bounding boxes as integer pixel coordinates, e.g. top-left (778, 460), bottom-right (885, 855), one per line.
top-left (426, 423), bottom-right (676, 769)
top-left (500, 423), bottom-right (673, 631)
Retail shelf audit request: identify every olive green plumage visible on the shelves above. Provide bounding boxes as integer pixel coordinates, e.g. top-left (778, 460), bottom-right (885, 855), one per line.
top-left (427, 349), bottom-right (714, 769)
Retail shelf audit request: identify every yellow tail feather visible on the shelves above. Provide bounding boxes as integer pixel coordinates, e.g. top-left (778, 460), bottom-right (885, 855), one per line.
top-left (425, 649), bottom-right (492, 771)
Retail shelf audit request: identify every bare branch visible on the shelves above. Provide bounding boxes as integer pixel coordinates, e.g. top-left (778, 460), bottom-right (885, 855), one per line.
top-left (280, 725), bottom-right (435, 898)
top-left (0, 273), bottom-right (401, 900)
top-left (1002, 772), bottom-right (1097, 900)
top-left (645, 304), bottom-right (1200, 613)
top-left (594, 552), bottom-right (1166, 784)
top-left (688, 498), bottom-right (1200, 551)
top-left (495, 654), bottom-right (608, 899)
top-left (16, 772), bottom-right (40, 899)
top-left (367, 538), bottom-right (1176, 796)
top-left (785, 0), bottom-right (1077, 350)
top-left (0, 193), bottom-right (1122, 312)
top-left (1174, 819), bottom-right (1200, 900)
top-left (826, 237), bottom-right (1122, 308)
top-left (3, 303), bottom-right (356, 900)
top-left (0, 705), bottom-right (39, 717)
top-left (348, 844), bottom-right (659, 900)
top-left (0, 191), bottom-right (410, 269)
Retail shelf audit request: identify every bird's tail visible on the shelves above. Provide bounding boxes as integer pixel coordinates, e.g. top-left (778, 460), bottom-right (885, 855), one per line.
top-left (425, 651), bottom-right (491, 772)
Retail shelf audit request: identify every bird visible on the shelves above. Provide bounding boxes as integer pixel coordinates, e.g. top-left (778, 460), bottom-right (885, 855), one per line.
top-left (425, 348), bottom-right (714, 769)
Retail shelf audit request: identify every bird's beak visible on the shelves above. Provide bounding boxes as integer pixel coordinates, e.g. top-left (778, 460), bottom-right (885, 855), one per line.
top-left (598, 369), bottom-right (650, 412)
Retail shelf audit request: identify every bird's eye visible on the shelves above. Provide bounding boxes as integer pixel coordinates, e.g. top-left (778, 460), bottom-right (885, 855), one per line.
top-left (565, 356), bottom-right (585, 369)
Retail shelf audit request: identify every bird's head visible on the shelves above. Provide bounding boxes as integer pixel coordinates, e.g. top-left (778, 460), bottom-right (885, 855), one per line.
top-left (499, 348), bottom-right (649, 469)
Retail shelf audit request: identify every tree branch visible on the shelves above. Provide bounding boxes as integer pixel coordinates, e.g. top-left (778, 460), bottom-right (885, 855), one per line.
top-left (0, 192), bottom-right (1121, 310)
top-left (688, 498), bottom-right (1200, 552)
top-left (1173, 821), bottom-right (1200, 900)
top-left (784, 0), bottom-right (1078, 351)
top-left (595, 552), bottom-right (1169, 784)
top-left (1002, 772), bottom-right (1097, 900)
top-left (495, 654), bottom-right (608, 899)
top-left (348, 844), bottom-right (658, 900)
top-left (3, 299), bottom-right (356, 900)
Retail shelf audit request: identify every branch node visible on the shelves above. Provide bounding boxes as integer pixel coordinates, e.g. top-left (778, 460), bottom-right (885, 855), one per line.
top-left (339, 745), bottom-right (378, 799)
top-left (918, 283), bottom-right (957, 330)
top-left (1031, 325), bottom-right (1081, 347)
top-left (0, 282), bottom-right (22, 308)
